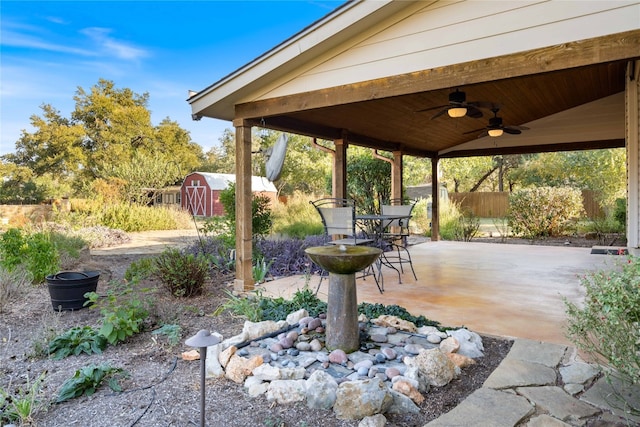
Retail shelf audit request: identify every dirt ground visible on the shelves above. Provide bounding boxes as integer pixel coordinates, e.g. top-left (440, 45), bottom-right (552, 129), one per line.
top-left (1, 245), bottom-right (515, 427)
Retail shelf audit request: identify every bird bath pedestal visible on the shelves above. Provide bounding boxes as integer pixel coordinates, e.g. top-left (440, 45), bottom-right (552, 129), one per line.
top-left (305, 245), bottom-right (382, 353)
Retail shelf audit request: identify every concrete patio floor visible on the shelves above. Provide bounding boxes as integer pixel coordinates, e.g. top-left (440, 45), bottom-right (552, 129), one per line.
top-left (259, 241), bottom-right (621, 346)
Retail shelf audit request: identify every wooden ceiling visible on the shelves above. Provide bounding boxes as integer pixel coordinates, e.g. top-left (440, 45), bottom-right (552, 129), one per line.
top-left (248, 60), bottom-right (629, 158)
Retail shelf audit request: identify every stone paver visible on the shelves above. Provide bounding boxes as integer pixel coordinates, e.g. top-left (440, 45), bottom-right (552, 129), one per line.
top-left (438, 340), bottom-right (638, 427)
top-left (425, 387), bottom-right (534, 427)
top-left (506, 339), bottom-right (566, 368)
top-left (483, 358), bottom-right (557, 389)
top-left (580, 375), bottom-right (640, 424)
top-left (516, 386), bottom-right (600, 421)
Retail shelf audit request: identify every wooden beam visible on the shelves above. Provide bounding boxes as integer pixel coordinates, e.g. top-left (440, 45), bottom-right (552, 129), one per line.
top-left (439, 139), bottom-right (625, 158)
top-left (233, 120), bottom-right (254, 292)
top-left (235, 30), bottom-right (640, 119)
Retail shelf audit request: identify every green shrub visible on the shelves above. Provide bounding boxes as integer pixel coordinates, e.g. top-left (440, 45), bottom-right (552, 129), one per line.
top-left (216, 183), bottom-right (273, 238)
top-left (565, 256), bottom-right (640, 392)
top-left (614, 197), bottom-right (626, 229)
top-left (410, 199), bottom-right (430, 235)
top-left (125, 257), bottom-right (156, 283)
top-left (154, 248), bottom-right (209, 297)
top-left (24, 232), bottom-right (59, 283)
top-left (48, 326), bottom-right (108, 360)
top-left (508, 187), bottom-right (584, 238)
top-left (0, 229), bottom-right (59, 283)
top-left (0, 228), bottom-right (26, 272)
top-left (453, 207), bottom-right (480, 242)
top-left (438, 200), bottom-right (463, 240)
top-left (86, 281), bottom-right (152, 345)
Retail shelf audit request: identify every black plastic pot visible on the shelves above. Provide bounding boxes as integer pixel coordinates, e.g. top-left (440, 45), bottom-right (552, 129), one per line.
top-left (46, 271), bottom-right (100, 311)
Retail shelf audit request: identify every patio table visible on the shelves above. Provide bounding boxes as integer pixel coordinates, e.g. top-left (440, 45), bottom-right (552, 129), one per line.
top-left (356, 213), bottom-right (412, 289)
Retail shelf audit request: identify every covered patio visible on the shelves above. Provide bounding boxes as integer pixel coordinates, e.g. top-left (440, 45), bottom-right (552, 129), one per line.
top-left (259, 240), bottom-right (618, 347)
top-left (187, 1), bottom-right (640, 292)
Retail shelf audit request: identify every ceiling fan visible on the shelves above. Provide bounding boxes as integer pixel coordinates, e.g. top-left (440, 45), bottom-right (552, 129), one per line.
top-left (417, 89), bottom-right (493, 119)
top-left (464, 107), bottom-right (529, 137)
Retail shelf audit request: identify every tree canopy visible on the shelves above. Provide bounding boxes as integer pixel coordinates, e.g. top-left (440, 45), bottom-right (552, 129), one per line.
top-left (3, 79), bottom-right (203, 202)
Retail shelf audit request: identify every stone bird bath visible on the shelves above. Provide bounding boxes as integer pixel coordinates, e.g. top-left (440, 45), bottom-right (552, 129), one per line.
top-left (305, 245), bottom-right (382, 353)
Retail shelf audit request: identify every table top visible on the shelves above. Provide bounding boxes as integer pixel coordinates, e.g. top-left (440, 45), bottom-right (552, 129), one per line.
top-left (356, 214), bottom-right (411, 221)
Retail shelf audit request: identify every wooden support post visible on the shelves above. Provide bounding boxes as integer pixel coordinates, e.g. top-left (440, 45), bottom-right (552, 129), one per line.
top-left (627, 60), bottom-right (640, 253)
top-left (392, 151), bottom-right (403, 201)
top-left (334, 138), bottom-right (347, 199)
top-left (431, 156), bottom-right (440, 241)
top-left (233, 120), bottom-right (255, 291)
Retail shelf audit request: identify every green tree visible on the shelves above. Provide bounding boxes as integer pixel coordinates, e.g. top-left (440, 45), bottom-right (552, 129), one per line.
top-left (3, 79), bottom-right (203, 200)
top-left (102, 151), bottom-right (185, 204)
top-left (6, 104), bottom-right (86, 183)
top-left (347, 147), bottom-right (391, 214)
top-left (441, 156), bottom-right (495, 192)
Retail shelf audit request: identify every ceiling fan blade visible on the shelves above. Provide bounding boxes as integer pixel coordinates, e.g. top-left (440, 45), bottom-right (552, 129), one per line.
top-left (469, 101), bottom-right (499, 110)
top-left (503, 127), bottom-right (522, 135)
top-left (463, 127), bottom-right (485, 135)
top-left (466, 106), bottom-right (484, 119)
top-left (416, 104), bottom-right (447, 113)
top-left (476, 131), bottom-right (489, 138)
top-left (430, 109), bottom-right (449, 120)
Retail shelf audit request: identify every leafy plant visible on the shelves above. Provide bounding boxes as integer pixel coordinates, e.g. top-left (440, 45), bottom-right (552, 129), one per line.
top-left (254, 235), bottom-right (326, 277)
top-left (253, 256), bottom-right (272, 283)
top-left (125, 257), bottom-right (156, 283)
top-left (56, 364), bottom-right (127, 403)
top-left (565, 256), bottom-right (640, 392)
top-left (24, 231), bottom-right (59, 283)
top-left (0, 228), bottom-right (26, 272)
top-left (453, 208), bottom-right (480, 242)
top-left (0, 372), bottom-right (47, 425)
top-left (217, 182), bottom-right (273, 239)
top-left (151, 324), bottom-right (182, 346)
top-left (48, 326), bottom-right (108, 360)
top-left (0, 228), bottom-right (60, 283)
top-left (214, 289), bottom-right (264, 322)
top-left (184, 235), bottom-right (235, 276)
top-left (86, 281), bottom-right (152, 345)
top-left (154, 248), bottom-right (209, 297)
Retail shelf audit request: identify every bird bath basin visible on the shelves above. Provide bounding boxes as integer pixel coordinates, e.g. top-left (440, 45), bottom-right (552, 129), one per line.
top-left (305, 245), bottom-right (382, 352)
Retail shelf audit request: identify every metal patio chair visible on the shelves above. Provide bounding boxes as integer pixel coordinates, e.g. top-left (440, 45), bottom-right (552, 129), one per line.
top-left (310, 198), bottom-right (382, 292)
top-left (380, 198), bottom-right (418, 282)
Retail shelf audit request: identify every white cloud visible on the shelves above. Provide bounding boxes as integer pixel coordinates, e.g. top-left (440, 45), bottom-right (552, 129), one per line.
top-left (1, 29), bottom-right (95, 56)
top-left (81, 27), bottom-right (149, 61)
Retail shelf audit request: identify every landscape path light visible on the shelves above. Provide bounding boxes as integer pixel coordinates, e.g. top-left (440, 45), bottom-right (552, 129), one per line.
top-left (185, 329), bottom-right (220, 427)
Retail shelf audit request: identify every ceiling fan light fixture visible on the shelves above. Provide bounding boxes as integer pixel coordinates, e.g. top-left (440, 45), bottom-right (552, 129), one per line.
top-left (448, 107), bottom-right (467, 118)
top-left (488, 128), bottom-right (504, 137)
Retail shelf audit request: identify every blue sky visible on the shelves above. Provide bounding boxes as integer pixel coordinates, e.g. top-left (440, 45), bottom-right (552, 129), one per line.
top-left (0, 0), bottom-right (345, 156)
